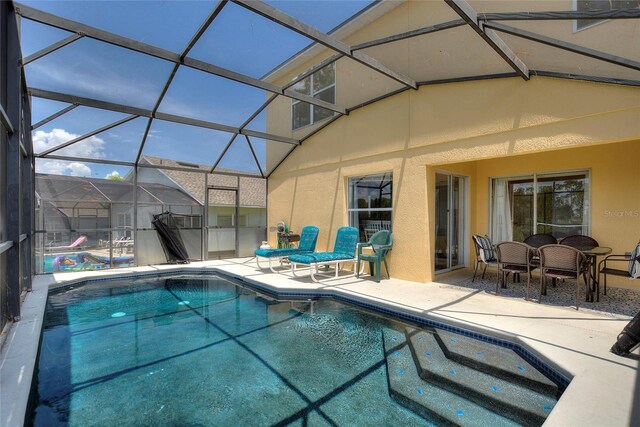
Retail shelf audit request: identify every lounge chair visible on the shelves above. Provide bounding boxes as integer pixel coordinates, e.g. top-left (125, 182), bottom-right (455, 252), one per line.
top-left (255, 225), bottom-right (319, 273)
top-left (289, 226), bottom-right (360, 282)
top-left (46, 235), bottom-right (87, 252)
top-left (356, 230), bottom-right (393, 282)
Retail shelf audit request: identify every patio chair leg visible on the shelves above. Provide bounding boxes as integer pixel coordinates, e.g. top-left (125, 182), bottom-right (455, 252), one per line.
top-left (583, 271), bottom-right (591, 304)
top-left (269, 258), bottom-right (280, 274)
top-left (375, 260), bottom-right (381, 283)
top-left (383, 259), bottom-right (390, 279)
top-left (472, 260), bottom-right (479, 282)
top-left (539, 274), bottom-right (544, 304)
top-left (481, 264), bottom-right (488, 280)
top-left (576, 275), bottom-right (580, 310)
top-left (525, 269), bottom-right (530, 301)
top-left (356, 258), bottom-right (361, 278)
top-left (291, 262), bottom-right (304, 277)
top-left (310, 264), bottom-right (320, 283)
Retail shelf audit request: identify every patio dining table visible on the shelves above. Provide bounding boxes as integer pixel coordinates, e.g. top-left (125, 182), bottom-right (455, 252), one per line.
top-left (576, 246), bottom-right (612, 303)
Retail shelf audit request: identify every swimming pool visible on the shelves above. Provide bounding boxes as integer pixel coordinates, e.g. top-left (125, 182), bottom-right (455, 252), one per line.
top-left (30, 273), bottom-right (564, 426)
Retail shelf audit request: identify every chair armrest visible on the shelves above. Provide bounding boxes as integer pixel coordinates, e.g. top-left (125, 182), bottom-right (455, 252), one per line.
top-left (356, 242), bottom-right (372, 255)
top-left (599, 253), bottom-right (633, 271)
top-left (377, 244), bottom-right (393, 252)
top-left (370, 243), bottom-right (393, 255)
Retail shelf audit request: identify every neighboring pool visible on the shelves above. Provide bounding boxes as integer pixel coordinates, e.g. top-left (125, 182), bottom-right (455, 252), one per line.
top-left (30, 273), bottom-right (565, 426)
top-left (39, 253), bottom-right (135, 274)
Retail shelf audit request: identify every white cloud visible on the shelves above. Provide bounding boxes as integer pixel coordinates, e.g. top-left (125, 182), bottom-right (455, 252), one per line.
top-left (33, 128), bottom-right (106, 176)
top-left (105, 170), bottom-right (121, 179)
top-left (33, 128), bottom-right (106, 159)
top-left (36, 159), bottom-right (92, 177)
top-left (68, 162), bottom-right (92, 176)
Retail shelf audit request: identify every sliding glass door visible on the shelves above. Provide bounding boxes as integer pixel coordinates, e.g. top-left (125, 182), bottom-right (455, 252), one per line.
top-left (435, 173), bottom-right (466, 273)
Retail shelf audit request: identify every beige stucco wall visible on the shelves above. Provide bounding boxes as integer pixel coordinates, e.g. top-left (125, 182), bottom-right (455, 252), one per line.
top-left (264, 0), bottom-right (640, 175)
top-left (267, 76), bottom-right (640, 284)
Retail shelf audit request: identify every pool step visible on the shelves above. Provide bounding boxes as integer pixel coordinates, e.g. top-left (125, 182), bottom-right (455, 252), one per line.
top-left (382, 328), bottom-right (519, 427)
top-left (434, 329), bottom-right (558, 396)
top-left (406, 328), bottom-right (556, 426)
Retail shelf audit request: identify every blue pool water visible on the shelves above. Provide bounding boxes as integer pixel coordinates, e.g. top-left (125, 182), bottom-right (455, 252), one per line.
top-left (31, 274), bottom-right (562, 426)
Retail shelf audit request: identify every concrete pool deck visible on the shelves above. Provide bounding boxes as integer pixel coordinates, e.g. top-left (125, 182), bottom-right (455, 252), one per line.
top-left (1, 258), bottom-right (638, 426)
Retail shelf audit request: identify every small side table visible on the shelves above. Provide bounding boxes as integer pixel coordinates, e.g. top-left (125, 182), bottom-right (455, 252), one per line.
top-left (278, 232), bottom-right (300, 249)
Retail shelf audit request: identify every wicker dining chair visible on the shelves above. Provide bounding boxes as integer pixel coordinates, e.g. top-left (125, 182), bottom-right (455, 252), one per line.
top-left (523, 233), bottom-right (557, 273)
top-left (559, 235), bottom-right (599, 249)
top-left (523, 233), bottom-right (557, 249)
top-left (538, 244), bottom-right (590, 310)
top-left (495, 241), bottom-right (535, 300)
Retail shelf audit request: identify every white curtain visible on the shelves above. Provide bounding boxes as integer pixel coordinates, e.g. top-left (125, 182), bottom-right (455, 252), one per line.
top-left (582, 175), bottom-right (590, 235)
top-left (491, 178), bottom-right (512, 243)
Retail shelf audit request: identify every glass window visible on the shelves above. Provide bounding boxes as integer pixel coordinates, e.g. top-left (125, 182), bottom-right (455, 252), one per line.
top-left (348, 173), bottom-right (392, 242)
top-left (217, 215), bottom-right (233, 228)
top-left (292, 63), bottom-right (336, 130)
top-left (491, 171), bottom-right (589, 242)
top-left (292, 102), bottom-right (311, 129)
top-left (576, 0), bottom-right (640, 30)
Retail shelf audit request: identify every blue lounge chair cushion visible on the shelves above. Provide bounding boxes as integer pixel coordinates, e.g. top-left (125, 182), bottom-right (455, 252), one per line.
top-left (298, 225), bottom-right (320, 252)
top-left (255, 225), bottom-right (319, 259)
top-left (255, 248), bottom-right (312, 258)
top-left (288, 252), bottom-right (354, 264)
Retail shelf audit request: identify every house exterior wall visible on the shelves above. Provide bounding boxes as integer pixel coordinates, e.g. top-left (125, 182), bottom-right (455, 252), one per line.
top-left (267, 77), bottom-right (640, 284)
top-left (264, 0), bottom-right (640, 175)
top-left (135, 167), bottom-right (182, 191)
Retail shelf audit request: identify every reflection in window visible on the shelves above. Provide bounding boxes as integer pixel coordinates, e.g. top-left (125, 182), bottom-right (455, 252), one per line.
top-left (291, 63), bottom-right (335, 130)
top-left (576, 0), bottom-right (640, 30)
top-left (491, 172), bottom-right (589, 242)
top-left (348, 173), bottom-right (392, 242)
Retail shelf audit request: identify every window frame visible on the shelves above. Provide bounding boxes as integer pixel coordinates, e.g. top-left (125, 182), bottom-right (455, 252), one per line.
top-left (291, 63), bottom-right (336, 131)
top-left (347, 172), bottom-right (393, 242)
top-left (489, 169), bottom-right (591, 241)
top-left (573, 0), bottom-right (640, 32)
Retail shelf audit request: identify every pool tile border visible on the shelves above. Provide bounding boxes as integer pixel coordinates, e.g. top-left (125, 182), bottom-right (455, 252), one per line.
top-left (53, 268), bottom-right (572, 389)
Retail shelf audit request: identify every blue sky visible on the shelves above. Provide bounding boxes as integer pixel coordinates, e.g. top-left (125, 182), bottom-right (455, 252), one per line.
top-left (21, 0), bottom-right (372, 179)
